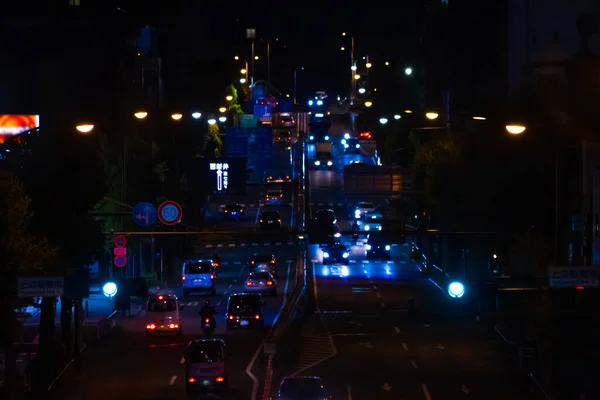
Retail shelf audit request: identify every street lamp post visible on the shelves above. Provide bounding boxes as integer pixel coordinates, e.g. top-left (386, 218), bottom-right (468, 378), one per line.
top-left (251, 40), bottom-right (255, 85)
top-left (350, 35), bottom-right (355, 105)
top-left (267, 41), bottom-right (271, 84)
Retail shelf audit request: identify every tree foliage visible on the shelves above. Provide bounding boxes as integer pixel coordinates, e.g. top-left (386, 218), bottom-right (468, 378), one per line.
top-left (0, 168), bottom-right (56, 396)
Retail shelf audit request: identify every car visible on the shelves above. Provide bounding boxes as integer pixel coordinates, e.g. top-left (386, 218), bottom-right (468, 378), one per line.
top-left (357, 211), bottom-right (384, 232)
top-left (354, 201), bottom-right (377, 218)
top-left (275, 131), bottom-right (292, 144)
top-left (185, 338), bottom-right (228, 395)
top-left (265, 189), bottom-right (284, 206)
top-left (182, 259), bottom-right (216, 296)
top-left (267, 174), bottom-right (291, 183)
top-left (259, 210), bottom-right (281, 230)
top-left (279, 113), bottom-right (296, 127)
top-left (223, 203), bottom-right (245, 220)
top-left (250, 253), bottom-right (277, 275)
top-left (313, 152), bottom-right (333, 169)
top-left (245, 271), bottom-right (277, 295)
top-left (344, 138), bottom-right (361, 154)
top-left (225, 293), bottom-right (265, 331)
top-left (365, 232), bottom-right (394, 260)
top-left (315, 209), bottom-right (337, 226)
top-left (321, 243), bottom-right (349, 264)
top-left (145, 294), bottom-right (183, 336)
top-left (277, 376), bottom-right (330, 399)
top-left (358, 131), bottom-right (372, 140)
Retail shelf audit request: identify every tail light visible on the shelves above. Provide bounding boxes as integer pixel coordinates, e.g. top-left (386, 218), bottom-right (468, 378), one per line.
top-left (278, 219), bottom-right (281, 222)
top-left (158, 296), bottom-right (163, 300)
top-left (272, 270), bottom-right (276, 274)
top-left (188, 377), bottom-right (196, 383)
top-left (216, 376), bottom-right (225, 383)
top-left (213, 262), bottom-right (220, 267)
top-left (205, 318), bottom-right (210, 323)
top-left (279, 194), bottom-right (283, 197)
top-left (246, 281), bottom-right (253, 286)
top-left (210, 274), bottom-right (215, 279)
top-left (266, 281), bottom-right (273, 286)
top-left (182, 276), bottom-right (186, 281)
top-left (270, 260), bottom-right (275, 264)
top-left (146, 324), bottom-right (156, 330)
top-left (224, 209), bottom-right (228, 212)
top-left (168, 323), bottom-right (179, 329)
top-left (255, 314), bottom-right (261, 319)
top-left (229, 315), bottom-right (235, 320)
top-left (251, 260), bottom-right (255, 264)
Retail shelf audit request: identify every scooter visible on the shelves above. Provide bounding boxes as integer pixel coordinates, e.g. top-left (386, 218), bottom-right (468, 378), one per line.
top-left (202, 317), bottom-right (216, 338)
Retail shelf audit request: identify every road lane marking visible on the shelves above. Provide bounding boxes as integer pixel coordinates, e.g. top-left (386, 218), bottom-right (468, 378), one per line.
top-left (437, 343), bottom-right (445, 350)
top-left (422, 384), bottom-right (432, 400)
top-left (246, 337), bottom-right (266, 400)
top-left (380, 302), bottom-right (385, 308)
top-left (461, 384), bottom-right (470, 394)
top-left (402, 342), bottom-right (408, 351)
top-left (180, 356), bottom-right (185, 364)
top-left (169, 375), bottom-right (177, 385)
top-left (216, 300), bottom-right (221, 306)
top-left (376, 292), bottom-right (381, 298)
top-left (347, 384), bottom-right (353, 400)
top-left (372, 285), bottom-right (377, 289)
top-left (410, 360), bottom-right (417, 369)
top-left (394, 326), bottom-right (401, 334)
top-left (228, 243), bottom-right (235, 247)
top-left (228, 284), bottom-right (232, 288)
top-left (233, 279), bottom-right (237, 283)
top-left (313, 261), bottom-right (321, 313)
top-left (255, 207), bottom-right (261, 224)
top-left (217, 244), bottom-right (223, 248)
top-left (271, 260), bottom-right (293, 327)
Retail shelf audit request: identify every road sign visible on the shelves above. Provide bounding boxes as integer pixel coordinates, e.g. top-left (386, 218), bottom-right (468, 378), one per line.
top-left (113, 247), bottom-right (127, 256)
top-left (158, 201), bottom-right (182, 225)
top-left (132, 202), bottom-right (157, 227)
top-left (114, 235), bottom-right (127, 248)
top-left (254, 104), bottom-right (272, 122)
top-left (114, 255), bottom-right (127, 268)
top-left (548, 266), bottom-right (599, 288)
top-left (18, 277), bottom-right (64, 297)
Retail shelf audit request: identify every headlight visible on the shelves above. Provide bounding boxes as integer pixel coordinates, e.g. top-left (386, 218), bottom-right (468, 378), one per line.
top-left (344, 133), bottom-right (350, 139)
top-left (364, 225), bottom-right (370, 231)
top-left (365, 244), bottom-right (372, 250)
top-left (309, 135), bottom-right (314, 140)
top-left (341, 266), bottom-right (349, 276)
top-left (344, 144), bottom-right (349, 148)
top-left (354, 210), bottom-right (361, 218)
top-left (327, 161), bottom-right (333, 166)
top-left (323, 252), bottom-right (329, 258)
top-left (385, 245), bottom-right (391, 251)
top-left (355, 143), bottom-right (360, 148)
top-left (334, 232), bottom-right (341, 238)
top-left (378, 226), bottom-right (382, 230)
top-left (341, 139), bottom-right (347, 145)
top-left (343, 252), bottom-right (349, 258)
top-left (324, 135), bottom-right (330, 140)
top-left (315, 161), bottom-right (320, 166)
top-left (317, 100), bottom-right (323, 106)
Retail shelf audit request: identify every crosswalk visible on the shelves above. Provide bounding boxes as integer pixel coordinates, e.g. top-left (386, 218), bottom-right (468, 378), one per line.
top-left (290, 314), bottom-right (336, 376)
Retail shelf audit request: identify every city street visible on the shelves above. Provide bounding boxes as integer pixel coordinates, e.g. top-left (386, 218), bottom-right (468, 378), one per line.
top-left (49, 251), bottom-right (298, 400)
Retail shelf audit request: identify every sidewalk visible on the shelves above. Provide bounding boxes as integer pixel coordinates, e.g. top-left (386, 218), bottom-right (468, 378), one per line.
top-left (22, 294), bottom-right (116, 328)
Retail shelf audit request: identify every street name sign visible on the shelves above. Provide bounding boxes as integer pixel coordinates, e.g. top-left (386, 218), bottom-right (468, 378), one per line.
top-left (18, 277), bottom-right (64, 297)
top-left (548, 266), bottom-right (599, 288)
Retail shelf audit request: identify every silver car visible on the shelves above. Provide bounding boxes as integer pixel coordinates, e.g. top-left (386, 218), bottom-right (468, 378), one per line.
top-left (244, 272), bottom-right (277, 295)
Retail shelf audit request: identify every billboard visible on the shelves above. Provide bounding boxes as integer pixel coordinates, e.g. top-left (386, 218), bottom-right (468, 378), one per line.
top-left (202, 158), bottom-right (247, 194)
top-left (225, 126), bottom-right (272, 171)
top-left (0, 114), bottom-right (40, 144)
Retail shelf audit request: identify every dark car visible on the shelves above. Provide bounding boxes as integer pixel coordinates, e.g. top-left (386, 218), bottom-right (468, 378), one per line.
top-left (315, 209), bottom-right (337, 226)
top-left (365, 232), bottom-right (402, 260)
top-left (185, 339), bottom-right (228, 395)
top-left (259, 210), bottom-right (281, 230)
top-left (225, 293), bottom-right (265, 331)
top-left (277, 376), bottom-right (330, 400)
top-left (344, 138), bottom-right (361, 154)
top-left (223, 204), bottom-right (245, 220)
top-left (250, 253), bottom-right (277, 275)
top-left (275, 131), bottom-right (292, 144)
top-left (321, 243), bottom-right (349, 264)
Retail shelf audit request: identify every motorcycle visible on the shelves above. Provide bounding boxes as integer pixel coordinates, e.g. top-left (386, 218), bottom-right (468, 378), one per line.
top-left (202, 317), bottom-right (216, 338)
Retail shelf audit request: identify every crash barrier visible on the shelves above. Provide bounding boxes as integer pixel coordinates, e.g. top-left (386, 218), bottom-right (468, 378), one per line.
top-left (493, 325), bottom-right (552, 399)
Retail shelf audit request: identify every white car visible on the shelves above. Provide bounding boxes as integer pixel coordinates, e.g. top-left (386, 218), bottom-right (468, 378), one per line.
top-left (356, 211), bottom-right (384, 231)
top-left (145, 294), bottom-right (183, 336)
top-left (354, 202), bottom-right (377, 219)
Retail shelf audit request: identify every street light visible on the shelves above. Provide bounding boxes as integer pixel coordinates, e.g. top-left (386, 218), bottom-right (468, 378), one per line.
top-left (192, 112), bottom-right (202, 119)
top-left (394, 114), bottom-right (401, 120)
top-left (364, 101), bottom-right (373, 108)
top-left (171, 113), bottom-right (183, 121)
top-left (505, 124), bottom-right (526, 135)
top-left (208, 119), bottom-right (217, 125)
top-left (240, 78), bottom-right (247, 84)
top-left (240, 68), bottom-right (247, 74)
top-left (351, 65), bottom-right (357, 71)
top-left (219, 107), bottom-right (227, 113)
top-left (366, 62), bottom-right (372, 69)
top-left (218, 116), bottom-right (227, 123)
top-left (341, 46), bottom-right (345, 51)
top-left (385, 61), bottom-right (390, 66)
top-left (254, 56), bottom-right (259, 60)
top-left (447, 281), bottom-right (465, 299)
top-left (404, 110), bottom-right (413, 114)
top-left (134, 111), bottom-right (148, 119)
top-left (234, 56), bottom-right (240, 60)
top-left (473, 116), bottom-right (486, 121)
top-left (354, 74), bottom-right (361, 80)
top-left (404, 67), bottom-right (413, 76)
top-left (225, 95), bottom-right (233, 101)
top-left (358, 88), bottom-right (366, 94)
top-left (342, 32), bottom-right (346, 36)
top-left (76, 124), bottom-right (94, 133)
top-left (426, 112), bottom-right (439, 120)
top-left (379, 118), bottom-right (388, 125)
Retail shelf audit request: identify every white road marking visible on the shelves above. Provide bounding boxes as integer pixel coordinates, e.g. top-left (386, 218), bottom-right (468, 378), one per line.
top-left (233, 279), bottom-right (237, 283)
top-left (169, 375), bottom-right (177, 385)
top-left (380, 302), bottom-right (385, 308)
top-left (410, 360), bottom-right (417, 369)
top-left (376, 292), bottom-right (381, 298)
top-left (394, 326), bottom-right (401, 334)
top-left (347, 384), bottom-right (353, 400)
top-left (271, 260), bottom-right (293, 327)
top-left (424, 324), bottom-right (430, 328)
top-left (228, 243), bottom-right (235, 247)
top-left (206, 244), bottom-right (213, 248)
top-left (180, 356), bottom-right (185, 364)
top-left (372, 285), bottom-right (377, 290)
top-left (228, 284), bottom-right (232, 288)
top-left (255, 207), bottom-right (261, 224)
top-left (422, 384), bottom-right (432, 400)
top-left (402, 342), bottom-right (409, 351)
top-left (217, 244), bottom-right (223, 248)
top-left (461, 384), bottom-right (470, 394)
top-left (437, 343), bottom-right (445, 350)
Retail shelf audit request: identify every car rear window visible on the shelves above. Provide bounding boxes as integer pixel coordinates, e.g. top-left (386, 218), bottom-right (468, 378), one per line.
top-left (262, 211), bottom-right (280, 219)
top-left (184, 262), bottom-right (212, 275)
top-left (358, 202), bottom-right (374, 208)
top-left (267, 191), bottom-right (281, 197)
top-left (279, 379), bottom-right (325, 397)
top-left (187, 343), bottom-right (223, 363)
top-left (229, 296), bottom-right (261, 313)
top-left (250, 272), bottom-right (271, 280)
top-left (147, 299), bottom-right (177, 312)
top-left (254, 254), bottom-right (272, 262)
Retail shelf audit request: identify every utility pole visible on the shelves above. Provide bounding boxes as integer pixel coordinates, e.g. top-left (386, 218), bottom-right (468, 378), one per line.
top-left (293, 69), bottom-right (297, 105)
top-left (251, 40), bottom-right (255, 86)
top-left (267, 41), bottom-right (271, 84)
top-left (350, 35), bottom-right (355, 105)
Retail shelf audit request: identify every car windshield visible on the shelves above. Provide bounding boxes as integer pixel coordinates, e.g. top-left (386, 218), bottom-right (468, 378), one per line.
top-left (147, 299), bottom-right (177, 312)
top-left (187, 343), bottom-right (223, 363)
top-left (262, 212), bottom-right (280, 219)
top-left (279, 379), bottom-right (325, 398)
top-left (249, 272), bottom-right (271, 280)
top-left (358, 202), bottom-right (374, 209)
top-left (225, 204), bottom-right (241, 210)
top-left (267, 191), bottom-right (281, 197)
top-left (316, 152), bottom-right (331, 159)
top-left (329, 245), bottom-right (346, 251)
top-left (316, 211), bottom-right (335, 222)
top-left (229, 296), bottom-right (261, 313)
top-left (254, 254), bottom-right (273, 262)
top-left (184, 262), bottom-right (212, 275)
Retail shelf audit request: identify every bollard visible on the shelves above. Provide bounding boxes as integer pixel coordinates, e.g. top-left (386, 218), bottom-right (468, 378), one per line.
top-left (85, 300), bottom-right (89, 318)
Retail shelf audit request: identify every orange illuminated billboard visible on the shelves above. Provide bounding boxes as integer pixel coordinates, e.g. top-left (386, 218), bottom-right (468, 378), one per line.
top-left (0, 114), bottom-right (40, 144)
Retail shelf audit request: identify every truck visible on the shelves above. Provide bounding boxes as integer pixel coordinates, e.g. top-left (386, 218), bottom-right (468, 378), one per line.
top-left (314, 142), bottom-right (333, 170)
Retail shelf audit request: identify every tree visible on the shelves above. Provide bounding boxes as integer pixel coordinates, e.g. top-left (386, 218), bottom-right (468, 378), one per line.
top-left (0, 168), bottom-right (56, 399)
top-left (204, 124), bottom-right (223, 157)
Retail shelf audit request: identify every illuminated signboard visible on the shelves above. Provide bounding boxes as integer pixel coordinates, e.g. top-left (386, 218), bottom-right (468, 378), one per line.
top-left (203, 158), bottom-right (246, 195)
top-left (0, 114), bottom-right (40, 144)
top-left (209, 162), bottom-right (230, 191)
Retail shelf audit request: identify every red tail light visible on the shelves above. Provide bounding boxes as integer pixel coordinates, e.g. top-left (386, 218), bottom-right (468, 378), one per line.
top-left (246, 281), bottom-right (253, 286)
top-left (188, 377), bottom-right (196, 383)
top-left (255, 314), bottom-right (261, 319)
top-left (576, 286), bottom-right (584, 290)
top-left (182, 276), bottom-right (186, 281)
top-left (205, 318), bottom-right (210, 323)
top-left (210, 274), bottom-right (215, 279)
top-left (229, 315), bottom-right (235, 320)
top-left (266, 281), bottom-right (273, 286)
top-left (146, 324), bottom-right (156, 330)
top-left (224, 209), bottom-right (228, 212)
top-left (158, 296), bottom-right (163, 300)
top-left (168, 323), bottom-right (179, 329)
top-left (216, 376), bottom-right (225, 383)
top-left (270, 260), bottom-right (275, 264)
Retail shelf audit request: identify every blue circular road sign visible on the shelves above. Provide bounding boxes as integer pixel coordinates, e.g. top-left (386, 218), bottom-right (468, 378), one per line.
top-left (132, 202), bottom-right (157, 227)
top-left (114, 255), bottom-right (127, 268)
top-left (158, 201), bottom-right (182, 226)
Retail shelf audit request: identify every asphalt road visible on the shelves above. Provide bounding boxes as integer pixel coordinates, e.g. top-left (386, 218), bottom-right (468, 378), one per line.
top-left (49, 246), bottom-right (298, 400)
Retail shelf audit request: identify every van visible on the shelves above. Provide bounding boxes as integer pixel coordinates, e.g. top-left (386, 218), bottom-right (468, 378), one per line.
top-left (182, 259), bottom-right (216, 297)
top-left (145, 294), bottom-right (183, 336)
top-left (185, 338), bottom-right (228, 395)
